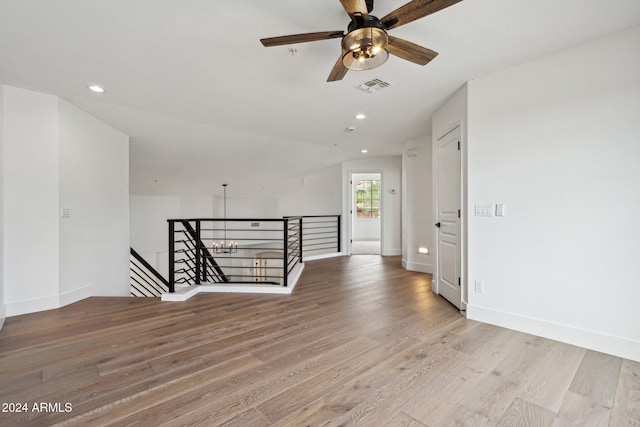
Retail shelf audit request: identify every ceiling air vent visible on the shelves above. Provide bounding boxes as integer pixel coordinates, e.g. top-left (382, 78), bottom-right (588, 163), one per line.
top-left (355, 77), bottom-right (393, 94)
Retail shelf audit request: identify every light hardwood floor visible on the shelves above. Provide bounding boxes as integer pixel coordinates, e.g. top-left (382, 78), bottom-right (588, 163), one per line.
top-left (0, 256), bottom-right (638, 426)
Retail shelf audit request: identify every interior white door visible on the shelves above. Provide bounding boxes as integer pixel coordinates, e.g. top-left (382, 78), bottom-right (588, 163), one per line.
top-left (436, 128), bottom-right (461, 309)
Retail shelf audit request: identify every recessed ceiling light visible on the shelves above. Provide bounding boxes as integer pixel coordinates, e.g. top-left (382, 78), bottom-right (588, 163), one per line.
top-left (355, 113), bottom-right (366, 120)
top-left (361, 149), bottom-right (368, 154)
top-left (88, 85), bottom-right (105, 93)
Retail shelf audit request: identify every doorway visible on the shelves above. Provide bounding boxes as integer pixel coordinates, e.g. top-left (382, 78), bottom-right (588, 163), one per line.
top-left (351, 173), bottom-right (382, 255)
top-left (434, 126), bottom-right (462, 309)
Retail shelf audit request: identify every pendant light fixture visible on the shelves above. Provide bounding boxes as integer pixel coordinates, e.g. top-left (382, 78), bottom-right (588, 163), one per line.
top-left (213, 184), bottom-right (238, 254)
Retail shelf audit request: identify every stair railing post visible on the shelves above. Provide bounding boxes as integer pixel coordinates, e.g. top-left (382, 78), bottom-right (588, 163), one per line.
top-left (168, 220), bottom-right (175, 292)
top-left (201, 220), bottom-right (207, 283)
top-left (337, 214), bottom-right (341, 253)
top-left (283, 217), bottom-right (289, 287)
top-left (299, 216), bottom-right (303, 262)
top-left (195, 220), bottom-right (201, 285)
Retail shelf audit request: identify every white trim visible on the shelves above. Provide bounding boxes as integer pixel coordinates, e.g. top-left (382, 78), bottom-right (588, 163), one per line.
top-left (287, 262), bottom-right (304, 289)
top-left (381, 248), bottom-right (402, 256)
top-left (6, 286), bottom-right (92, 317)
top-left (200, 283), bottom-right (294, 295)
top-left (161, 285), bottom-right (201, 301)
top-left (162, 263), bottom-right (304, 302)
top-left (433, 123), bottom-right (464, 308)
top-left (303, 252), bottom-right (343, 262)
top-left (404, 261), bottom-right (433, 274)
top-left (467, 304), bottom-right (640, 363)
top-left (346, 170), bottom-right (384, 256)
top-left (0, 305), bottom-right (6, 331)
top-left (59, 285), bottom-right (92, 307)
top-left (6, 293), bottom-right (59, 317)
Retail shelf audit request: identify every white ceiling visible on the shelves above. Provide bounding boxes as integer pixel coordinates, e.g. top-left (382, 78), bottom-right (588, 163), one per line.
top-left (1, 0), bottom-right (639, 198)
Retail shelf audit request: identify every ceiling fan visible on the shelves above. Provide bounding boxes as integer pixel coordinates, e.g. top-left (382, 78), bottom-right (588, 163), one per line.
top-left (260, 0), bottom-right (463, 82)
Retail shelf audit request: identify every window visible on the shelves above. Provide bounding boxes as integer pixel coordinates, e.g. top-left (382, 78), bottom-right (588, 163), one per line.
top-left (356, 180), bottom-right (380, 219)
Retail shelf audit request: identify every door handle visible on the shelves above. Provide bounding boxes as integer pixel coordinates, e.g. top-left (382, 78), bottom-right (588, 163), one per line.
top-left (435, 222), bottom-right (441, 228)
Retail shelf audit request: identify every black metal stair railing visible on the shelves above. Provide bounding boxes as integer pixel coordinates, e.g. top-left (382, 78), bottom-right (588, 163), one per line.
top-left (180, 220), bottom-right (229, 283)
top-left (170, 220), bottom-right (229, 288)
top-left (166, 215), bottom-right (339, 292)
top-left (168, 217), bottom-right (308, 290)
top-left (130, 248), bottom-right (170, 296)
top-left (286, 215), bottom-right (341, 258)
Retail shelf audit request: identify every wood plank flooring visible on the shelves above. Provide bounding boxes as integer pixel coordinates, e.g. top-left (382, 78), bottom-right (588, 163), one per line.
top-left (0, 256), bottom-right (638, 426)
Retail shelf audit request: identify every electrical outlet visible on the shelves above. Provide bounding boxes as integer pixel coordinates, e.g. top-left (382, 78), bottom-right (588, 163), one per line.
top-left (474, 280), bottom-right (484, 293)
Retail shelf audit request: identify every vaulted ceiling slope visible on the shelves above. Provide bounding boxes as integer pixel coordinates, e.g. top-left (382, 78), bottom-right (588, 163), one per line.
top-left (1, 0), bottom-right (639, 198)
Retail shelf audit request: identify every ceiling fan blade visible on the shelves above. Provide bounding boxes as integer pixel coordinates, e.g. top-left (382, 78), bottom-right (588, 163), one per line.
top-left (381, 0), bottom-right (462, 30)
top-left (339, 0), bottom-right (369, 18)
top-left (260, 31), bottom-right (344, 47)
top-left (327, 54), bottom-right (349, 82)
top-left (387, 36), bottom-right (438, 66)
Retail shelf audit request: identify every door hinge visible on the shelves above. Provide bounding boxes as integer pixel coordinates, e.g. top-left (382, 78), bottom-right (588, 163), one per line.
top-left (457, 140), bottom-right (461, 150)
top-left (458, 209), bottom-right (461, 218)
top-left (458, 277), bottom-right (461, 287)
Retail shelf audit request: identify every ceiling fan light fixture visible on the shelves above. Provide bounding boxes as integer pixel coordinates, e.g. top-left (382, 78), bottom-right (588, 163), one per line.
top-left (342, 27), bottom-right (388, 71)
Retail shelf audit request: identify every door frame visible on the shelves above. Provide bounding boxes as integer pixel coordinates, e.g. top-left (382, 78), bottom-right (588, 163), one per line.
top-left (347, 170), bottom-right (384, 256)
top-left (433, 123), bottom-right (467, 311)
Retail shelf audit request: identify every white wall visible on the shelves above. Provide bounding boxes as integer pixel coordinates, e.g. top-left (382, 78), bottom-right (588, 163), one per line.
top-left (4, 86), bottom-right (60, 315)
top-left (131, 195), bottom-right (202, 279)
top-left (214, 196), bottom-right (278, 218)
top-left (303, 164), bottom-right (342, 216)
top-left (58, 99), bottom-right (130, 299)
top-left (342, 156), bottom-right (402, 256)
top-left (0, 78), bottom-right (5, 328)
top-left (466, 26), bottom-right (640, 361)
top-left (277, 164), bottom-right (342, 217)
top-left (277, 189), bottom-right (304, 217)
top-left (3, 86), bottom-right (130, 316)
top-left (402, 137), bottom-right (433, 273)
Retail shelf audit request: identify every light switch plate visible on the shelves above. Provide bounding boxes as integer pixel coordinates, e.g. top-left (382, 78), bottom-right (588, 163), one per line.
top-left (475, 204), bottom-right (494, 217)
top-left (474, 280), bottom-right (484, 293)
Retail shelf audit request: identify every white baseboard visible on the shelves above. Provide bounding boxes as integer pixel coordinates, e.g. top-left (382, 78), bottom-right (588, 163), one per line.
top-left (59, 286), bottom-right (92, 307)
top-left (162, 263), bottom-right (304, 302)
top-left (287, 262), bottom-right (304, 289)
top-left (382, 248), bottom-right (402, 256)
top-left (404, 261), bottom-right (433, 274)
top-left (6, 286), bottom-right (92, 317)
top-left (161, 285), bottom-right (200, 302)
top-left (6, 294), bottom-right (60, 317)
top-left (0, 304), bottom-right (5, 331)
top-left (467, 304), bottom-right (640, 363)
top-left (199, 283), bottom-right (294, 295)
top-left (303, 252), bottom-right (343, 262)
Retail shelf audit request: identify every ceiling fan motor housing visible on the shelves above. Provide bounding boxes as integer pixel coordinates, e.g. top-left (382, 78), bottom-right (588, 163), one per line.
top-left (346, 14), bottom-right (387, 33)
top-left (343, 15), bottom-right (389, 70)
